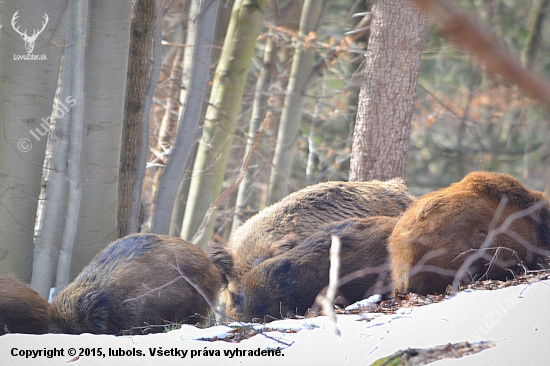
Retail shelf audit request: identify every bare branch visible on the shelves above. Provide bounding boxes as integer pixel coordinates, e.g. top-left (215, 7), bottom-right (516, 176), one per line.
top-left (409, 0), bottom-right (550, 108)
top-left (451, 199), bottom-right (549, 291)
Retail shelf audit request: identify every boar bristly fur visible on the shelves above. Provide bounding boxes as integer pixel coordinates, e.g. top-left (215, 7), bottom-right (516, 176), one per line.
top-left (207, 179), bottom-right (415, 319)
top-left (236, 216), bottom-right (396, 321)
top-left (48, 234), bottom-right (221, 335)
top-left (0, 276), bottom-right (49, 335)
top-left (389, 171), bottom-right (550, 295)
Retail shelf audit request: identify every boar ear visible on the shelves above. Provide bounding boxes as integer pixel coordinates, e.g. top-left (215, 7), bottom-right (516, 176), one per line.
top-left (206, 241), bottom-right (233, 287)
top-left (271, 258), bottom-right (296, 296)
top-left (271, 234), bottom-right (300, 257)
top-left (81, 291), bottom-right (109, 334)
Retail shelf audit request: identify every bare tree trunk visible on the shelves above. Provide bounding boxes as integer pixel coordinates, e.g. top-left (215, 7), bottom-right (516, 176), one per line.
top-left (0, 2), bottom-right (66, 281)
top-left (169, 0), bottom-right (233, 237)
top-left (176, 0), bottom-right (267, 247)
top-left (31, 13), bottom-right (73, 299)
top-left (522, 0), bottom-right (549, 69)
top-left (349, 0), bottom-right (427, 181)
top-left (149, 5), bottom-right (187, 230)
top-left (54, 0), bottom-right (87, 291)
top-left (127, 0), bottom-right (164, 235)
top-left (231, 34), bottom-right (276, 232)
top-left (68, 0), bottom-right (132, 281)
top-left (267, 0), bottom-right (329, 204)
top-left (156, 0), bottom-right (198, 237)
top-left (118, 0), bottom-right (154, 238)
top-left (151, 0), bottom-right (219, 235)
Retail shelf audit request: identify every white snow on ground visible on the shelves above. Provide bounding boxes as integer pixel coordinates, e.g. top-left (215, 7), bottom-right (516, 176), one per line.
top-left (1, 280), bottom-right (549, 365)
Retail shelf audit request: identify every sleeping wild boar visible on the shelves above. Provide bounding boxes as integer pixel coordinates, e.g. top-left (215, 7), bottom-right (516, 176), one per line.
top-left (0, 276), bottom-right (48, 335)
top-left (208, 179), bottom-right (415, 319)
top-left (389, 171), bottom-right (550, 295)
top-left (48, 234), bottom-right (221, 335)
top-left (238, 216), bottom-right (396, 322)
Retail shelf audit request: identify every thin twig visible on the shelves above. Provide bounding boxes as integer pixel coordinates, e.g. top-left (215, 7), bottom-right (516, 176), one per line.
top-left (315, 235), bottom-right (342, 337)
top-left (451, 199), bottom-right (549, 291)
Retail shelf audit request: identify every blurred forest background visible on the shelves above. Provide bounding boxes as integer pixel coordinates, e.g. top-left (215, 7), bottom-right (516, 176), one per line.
top-left (0, 0), bottom-right (549, 299)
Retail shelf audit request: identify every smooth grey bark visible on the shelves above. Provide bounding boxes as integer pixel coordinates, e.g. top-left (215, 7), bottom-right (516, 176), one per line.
top-left (31, 22), bottom-right (73, 299)
top-left (68, 1), bottom-right (132, 281)
top-left (0, 1), bottom-right (66, 281)
top-left (151, 0), bottom-right (219, 235)
top-left (54, 0), bottom-right (87, 291)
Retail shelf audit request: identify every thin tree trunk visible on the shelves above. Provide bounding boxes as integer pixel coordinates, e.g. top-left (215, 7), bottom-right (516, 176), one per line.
top-left (155, 0), bottom-right (197, 236)
top-left (151, 0), bottom-right (220, 235)
top-left (68, 1), bottom-right (133, 281)
top-left (522, 0), bottom-right (549, 69)
top-left (349, 0), bottom-right (427, 181)
top-left (54, 0), bottom-right (87, 291)
top-left (178, 0), bottom-right (267, 248)
top-left (149, 10), bottom-right (186, 225)
top-left (169, 0), bottom-right (234, 237)
top-left (231, 34), bottom-right (276, 232)
top-left (267, 0), bottom-right (329, 204)
top-left (0, 2), bottom-right (66, 281)
top-left (31, 32), bottom-right (73, 299)
top-left (118, 0), bottom-right (155, 238)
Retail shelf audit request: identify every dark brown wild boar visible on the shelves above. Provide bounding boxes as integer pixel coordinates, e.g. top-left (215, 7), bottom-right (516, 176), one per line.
top-left (208, 179), bottom-right (415, 319)
top-left (48, 234), bottom-right (221, 335)
top-left (0, 276), bottom-right (48, 335)
top-left (389, 171), bottom-right (550, 295)
top-left (237, 216), bottom-right (396, 322)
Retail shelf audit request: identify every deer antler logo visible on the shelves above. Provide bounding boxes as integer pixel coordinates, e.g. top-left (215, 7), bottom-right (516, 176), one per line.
top-left (11, 11), bottom-right (49, 54)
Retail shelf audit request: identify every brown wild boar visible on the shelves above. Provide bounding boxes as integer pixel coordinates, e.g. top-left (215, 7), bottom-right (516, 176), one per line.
top-left (237, 216), bottom-right (396, 322)
top-left (48, 234), bottom-right (221, 335)
top-left (0, 276), bottom-right (48, 335)
top-left (208, 179), bottom-right (415, 319)
top-left (389, 171), bottom-right (550, 295)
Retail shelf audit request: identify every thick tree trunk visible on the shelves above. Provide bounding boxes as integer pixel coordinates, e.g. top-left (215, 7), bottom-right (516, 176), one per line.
top-left (349, 0), bottom-right (427, 181)
top-left (67, 1), bottom-right (132, 281)
top-left (0, 1), bottom-right (66, 281)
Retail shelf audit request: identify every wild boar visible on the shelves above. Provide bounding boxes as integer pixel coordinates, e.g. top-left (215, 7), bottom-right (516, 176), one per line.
top-left (48, 234), bottom-right (221, 335)
top-left (236, 216), bottom-right (396, 322)
top-left (389, 171), bottom-right (550, 295)
top-left (208, 179), bottom-right (415, 319)
top-left (0, 275), bottom-right (48, 335)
